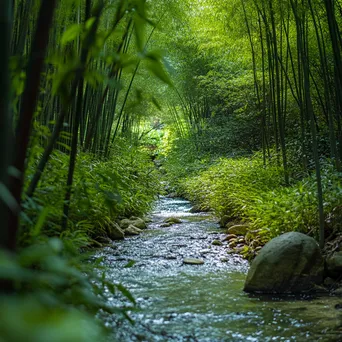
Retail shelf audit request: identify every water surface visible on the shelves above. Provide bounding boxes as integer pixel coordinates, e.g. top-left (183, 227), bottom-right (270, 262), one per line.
top-left (97, 197), bottom-right (342, 341)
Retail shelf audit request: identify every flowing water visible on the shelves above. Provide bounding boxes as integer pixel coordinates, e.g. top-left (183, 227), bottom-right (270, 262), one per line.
top-left (96, 197), bottom-right (342, 341)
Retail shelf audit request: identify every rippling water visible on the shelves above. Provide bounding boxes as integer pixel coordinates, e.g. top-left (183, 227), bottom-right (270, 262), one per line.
top-left (96, 197), bottom-right (342, 341)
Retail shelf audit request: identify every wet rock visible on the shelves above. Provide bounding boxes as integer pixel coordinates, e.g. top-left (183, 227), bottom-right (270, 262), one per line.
top-left (107, 223), bottom-right (125, 240)
top-left (228, 225), bottom-right (249, 235)
top-left (164, 217), bottom-right (182, 224)
top-left (228, 240), bottom-right (237, 248)
top-left (326, 251), bottom-right (342, 278)
top-left (244, 232), bottom-right (324, 293)
top-left (95, 236), bottom-right (112, 244)
top-left (212, 240), bottom-right (223, 246)
top-left (160, 223), bottom-right (173, 228)
top-left (165, 255), bottom-right (177, 260)
top-left (183, 258), bottom-right (204, 265)
top-left (125, 225), bottom-right (143, 236)
top-left (120, 217), bottom-right (147, 230)
top-left (222, 234), bottom-right (237, 242)
top-left (333, 287), bottom-right (342, 296)
top-left (191, 235), bottom-right (208, 240)
top-left (200, 249), bottom-right (211, 254)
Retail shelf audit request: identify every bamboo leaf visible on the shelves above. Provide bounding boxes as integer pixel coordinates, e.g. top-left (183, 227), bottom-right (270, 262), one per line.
top-left (61, 24), bottom-right (82, 46)
top-left (0, 183), bottom-right (19, 212)
top-left (147, 61), bottom-right (172, 86)
top-left (116, 283), bottom-right (136, 305)
top-left (31, 207), bottom-right (50, 237)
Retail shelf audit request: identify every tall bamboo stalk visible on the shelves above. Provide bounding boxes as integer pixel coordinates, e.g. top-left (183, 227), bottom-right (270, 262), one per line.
top-left (0, 0), bottom-right (14, 250)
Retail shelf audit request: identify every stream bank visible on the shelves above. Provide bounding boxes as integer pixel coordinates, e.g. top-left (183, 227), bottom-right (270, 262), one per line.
top-left (96, 197), bottom-right (342, 341)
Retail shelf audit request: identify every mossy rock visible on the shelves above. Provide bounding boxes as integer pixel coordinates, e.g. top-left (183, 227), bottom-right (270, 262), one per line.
top-left (228, 224), bottom-right (249, 235)
top-left (244, 232), bottom-right (324, 293)
top-left (212, 240), bottom-right (223, 246)
top-left (163, 217), bottom-right (182, 224)
top-left (160, 223), bottom-right (173, 228)
top-left (120, 217), bottom-right (147, 230)
top-left (107, 223), bottom-right (125, 240)
top-left (124, 225), bottom-right (143, 236)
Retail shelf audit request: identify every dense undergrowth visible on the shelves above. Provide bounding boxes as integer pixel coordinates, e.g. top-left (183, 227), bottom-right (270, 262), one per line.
top-left (23, 139), bottom-right (160, 247)
top-left (162, 143), bottom-right (342, 256)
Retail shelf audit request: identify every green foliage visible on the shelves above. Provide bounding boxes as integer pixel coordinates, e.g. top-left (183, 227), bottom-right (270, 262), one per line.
top-left (180, 154), bottom-right (342, 242)
top-left (22, 138), bottom-right (160, 245)
top-left (0, 238), bottom-right (136, 342)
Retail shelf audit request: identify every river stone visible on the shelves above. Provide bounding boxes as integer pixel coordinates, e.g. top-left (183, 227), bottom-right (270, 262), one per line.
top-left (228, 225), bottom-right (249, 235)
top-left (160, 223), bottom-right (172, 228)
top-left (164, 217), bottom-right (182, 224)
top-left (120, 217), bottom-right (147, 230)
top-left (244, 232), bottom-right (324, 293)
top-left (212, 240), bottom-right (223, 246)
top-left (107, 223), bottom-right (125, 240)
top-left (124, 225), bottom-right (143, 236)
top-left (183, 258), bottom-right (204, 265)
top-left (333, 287), bottom-right (342, 296)
top-left (222, 234), bottom-right (237, 242)
top-left (326, 251), bottom-right (342, 278)
top-left (96, 236), bottom-right (112, 245)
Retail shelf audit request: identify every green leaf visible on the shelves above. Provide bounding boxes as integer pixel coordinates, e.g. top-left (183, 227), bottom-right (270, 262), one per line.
top-left (31, 207), bottom-right (50, 238)
top-left (116, 283), bottom-right (136, 305)
top-left (147, 61), bottom-right (172, 86)
top-left (151, 96), bottom-right (162, 111)
top-left (56, 141), bottom-right (71, 151)
top-left (124, 260), bottom-right (136, 268)
top-left (7, 166), bottom-right (21, 179)
top-left (61, 24), bottom-right (82, 45)
top-left (0, 183), bottom-right (19, 213)
top-left (133, 13), bottom-right (146, 51)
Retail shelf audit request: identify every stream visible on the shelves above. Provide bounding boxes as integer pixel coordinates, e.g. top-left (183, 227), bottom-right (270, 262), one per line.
top-left (96, 197), bottom-right (342, 341)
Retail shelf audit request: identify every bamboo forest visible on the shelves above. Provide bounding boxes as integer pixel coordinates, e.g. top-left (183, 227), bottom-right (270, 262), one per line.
top-left (2, 0), bottom-right (342, 340)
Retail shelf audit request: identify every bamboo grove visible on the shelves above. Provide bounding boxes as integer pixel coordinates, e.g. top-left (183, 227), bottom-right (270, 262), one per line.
top-left (162, 0), bottom-right (342, 248)
top-left (1, 0), bottom-right (342, 256)
top-left (0, 0), bottom-right (170, 254)
top-left (238, 0), bottom-right (342, 247)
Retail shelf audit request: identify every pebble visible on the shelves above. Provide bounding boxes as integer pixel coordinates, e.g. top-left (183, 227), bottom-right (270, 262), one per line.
top-left (183, 258), bottom-right (205, 265)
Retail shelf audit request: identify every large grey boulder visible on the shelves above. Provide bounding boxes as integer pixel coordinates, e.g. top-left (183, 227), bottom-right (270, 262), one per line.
top-left (244, 232), bottom-right (324, 293)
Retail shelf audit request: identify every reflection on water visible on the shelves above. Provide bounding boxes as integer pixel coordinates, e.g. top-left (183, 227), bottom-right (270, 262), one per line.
top-left (96, 197), bottom-right (342, 341)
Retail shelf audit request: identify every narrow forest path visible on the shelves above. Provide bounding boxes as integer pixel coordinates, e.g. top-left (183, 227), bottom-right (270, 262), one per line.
top-left (96, 198), bottom-right (342, 342)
